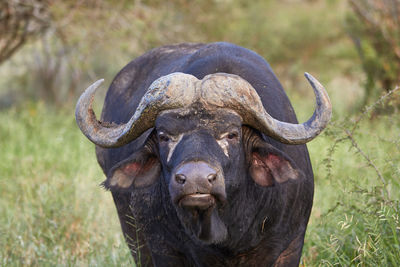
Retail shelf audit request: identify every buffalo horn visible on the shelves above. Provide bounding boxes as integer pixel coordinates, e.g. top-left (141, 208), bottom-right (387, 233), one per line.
top-left (198, 72), bottom-right (332, 145)
top-left (75, 73), bottom-right (198, 147)
top-left (75, 72), bottom-right (331, 147)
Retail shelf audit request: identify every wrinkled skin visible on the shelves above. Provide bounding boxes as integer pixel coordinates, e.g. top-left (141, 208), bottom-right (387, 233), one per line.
top-left (95, 42), bottom-right (314, 266)
top-left (156, 108), bottom-right (243, 246)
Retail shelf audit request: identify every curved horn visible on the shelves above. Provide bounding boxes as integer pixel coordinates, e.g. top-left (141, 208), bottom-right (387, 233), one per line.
top-left (75, 73), bottom-right (198, 148)
top-left (199, 72), bottom-right (332, 144)
top-left (76, 72), bottom-right (331, 148)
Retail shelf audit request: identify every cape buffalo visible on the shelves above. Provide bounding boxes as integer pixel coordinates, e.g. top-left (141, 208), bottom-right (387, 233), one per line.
top-left (75, 42), bottom-right (331, 266)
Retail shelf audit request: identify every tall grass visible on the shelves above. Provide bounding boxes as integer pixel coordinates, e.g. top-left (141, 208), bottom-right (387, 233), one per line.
top-left (303, 89), bottom-right (400, 266)
top-left (0, 103), bottom-right (134, 266)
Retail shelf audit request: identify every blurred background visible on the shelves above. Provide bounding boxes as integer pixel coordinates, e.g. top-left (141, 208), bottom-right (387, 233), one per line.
top-left (0, 0), bottom-right (399, 266)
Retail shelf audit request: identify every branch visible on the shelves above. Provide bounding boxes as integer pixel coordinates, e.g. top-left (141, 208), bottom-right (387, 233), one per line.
top-left (350, 86), bottom-right (400, 135)
top-left (0, 0), bottom-right (51, 64)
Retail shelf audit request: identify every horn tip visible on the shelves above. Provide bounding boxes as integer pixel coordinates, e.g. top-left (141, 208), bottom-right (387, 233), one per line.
top-left (304, 72), bottom-right (314, 81)
top-left (304, 72), bottom-right (325, 90)
top-left (94, 78), bottom-right (105, 87)
top-left (78, 79), bottom-right (106, 101)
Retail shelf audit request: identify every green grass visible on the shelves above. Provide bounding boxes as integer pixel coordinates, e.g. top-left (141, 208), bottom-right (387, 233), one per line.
top-left (0, 103), bottom-right (134, 266)
top-left (302, 93), bottom-right (400, 266)
top-left (1, 96), bottom-right (399, 266)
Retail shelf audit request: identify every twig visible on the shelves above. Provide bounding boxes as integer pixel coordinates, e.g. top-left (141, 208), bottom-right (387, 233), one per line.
top-left (344, 129), bottom-right (389, 199)
top-left (349, 0), bottom-right (379, 28)
top-left (350, 86), bottom-right (400, 135)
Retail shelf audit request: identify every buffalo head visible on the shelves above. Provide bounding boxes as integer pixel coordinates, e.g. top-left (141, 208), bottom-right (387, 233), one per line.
top-left (75, 72), bottom-right (331, 245)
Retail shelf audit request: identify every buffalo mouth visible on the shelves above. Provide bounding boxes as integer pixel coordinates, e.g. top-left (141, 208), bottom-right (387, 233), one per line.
top-left (179, 193), bottom-right (216, 211)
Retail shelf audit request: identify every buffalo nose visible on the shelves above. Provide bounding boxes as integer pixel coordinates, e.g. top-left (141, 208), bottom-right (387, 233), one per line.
top-left (207, 173), bottom-right (217, 183)
top-left (175, 174), bottom-right (186, 184)
top-left (174, 162), bottom-right (218, 187)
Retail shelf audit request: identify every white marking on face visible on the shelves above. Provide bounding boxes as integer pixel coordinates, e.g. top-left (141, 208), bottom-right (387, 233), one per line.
top-left (167, 134), bottom-right (184, 162)
top-left (217, 134), bottom-right (230, 157)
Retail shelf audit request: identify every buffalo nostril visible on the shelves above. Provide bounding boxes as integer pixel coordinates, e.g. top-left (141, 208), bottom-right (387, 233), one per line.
top-left (175, 174), bottom-right (186, 184)
top-left (207, 173), bottom-right (217, 183)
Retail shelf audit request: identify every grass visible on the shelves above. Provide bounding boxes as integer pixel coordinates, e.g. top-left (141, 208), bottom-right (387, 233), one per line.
top-left (0, 92), bottom-right (399, 266)
top-left (0, 102), bottom-right (134, 266)
top-left (302, 90), bottom-right (400, 266)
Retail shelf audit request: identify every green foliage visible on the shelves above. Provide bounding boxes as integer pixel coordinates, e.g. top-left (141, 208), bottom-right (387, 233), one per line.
top-left (303, 89), bottom-right (400, 266)
top-left (0, 0), bottom-right (359, 108)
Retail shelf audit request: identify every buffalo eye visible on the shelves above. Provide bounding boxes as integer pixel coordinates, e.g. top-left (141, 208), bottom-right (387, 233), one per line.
top-left (218, 131), bottom-right (240, 142)
top-left (158, 132), bottom-right (170, 143)
top-left (227, 132), bottom-right (238, 140)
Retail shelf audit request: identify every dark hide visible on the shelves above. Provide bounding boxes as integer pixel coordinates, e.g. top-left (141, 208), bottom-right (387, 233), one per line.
top-left (95, 42), bottom-right (314, 266)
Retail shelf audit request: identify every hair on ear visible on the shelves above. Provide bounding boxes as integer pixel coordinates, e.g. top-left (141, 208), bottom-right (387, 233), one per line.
top-left (246, 132), bottom-right (303, 187)
top-left (103, 131), bottom-right (161, 191)
top-left (103, 150), bottom-right (161, 191)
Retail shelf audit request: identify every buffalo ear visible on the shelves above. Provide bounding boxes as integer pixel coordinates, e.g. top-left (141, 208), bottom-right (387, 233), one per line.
top-left (104, 150), bottom-right (161, 191)
top-left (249, 145), bottom-right (301, 187)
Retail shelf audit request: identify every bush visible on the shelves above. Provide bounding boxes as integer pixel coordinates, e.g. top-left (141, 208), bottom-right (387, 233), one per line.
top-left (303, 87), bottom-right (400, 265)
top-left (346, 0), bottom-right (400, 104)
top-left (0, 0), bottom-right (357, 108)
top-left (0, 0), bottom-right (50, 64)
